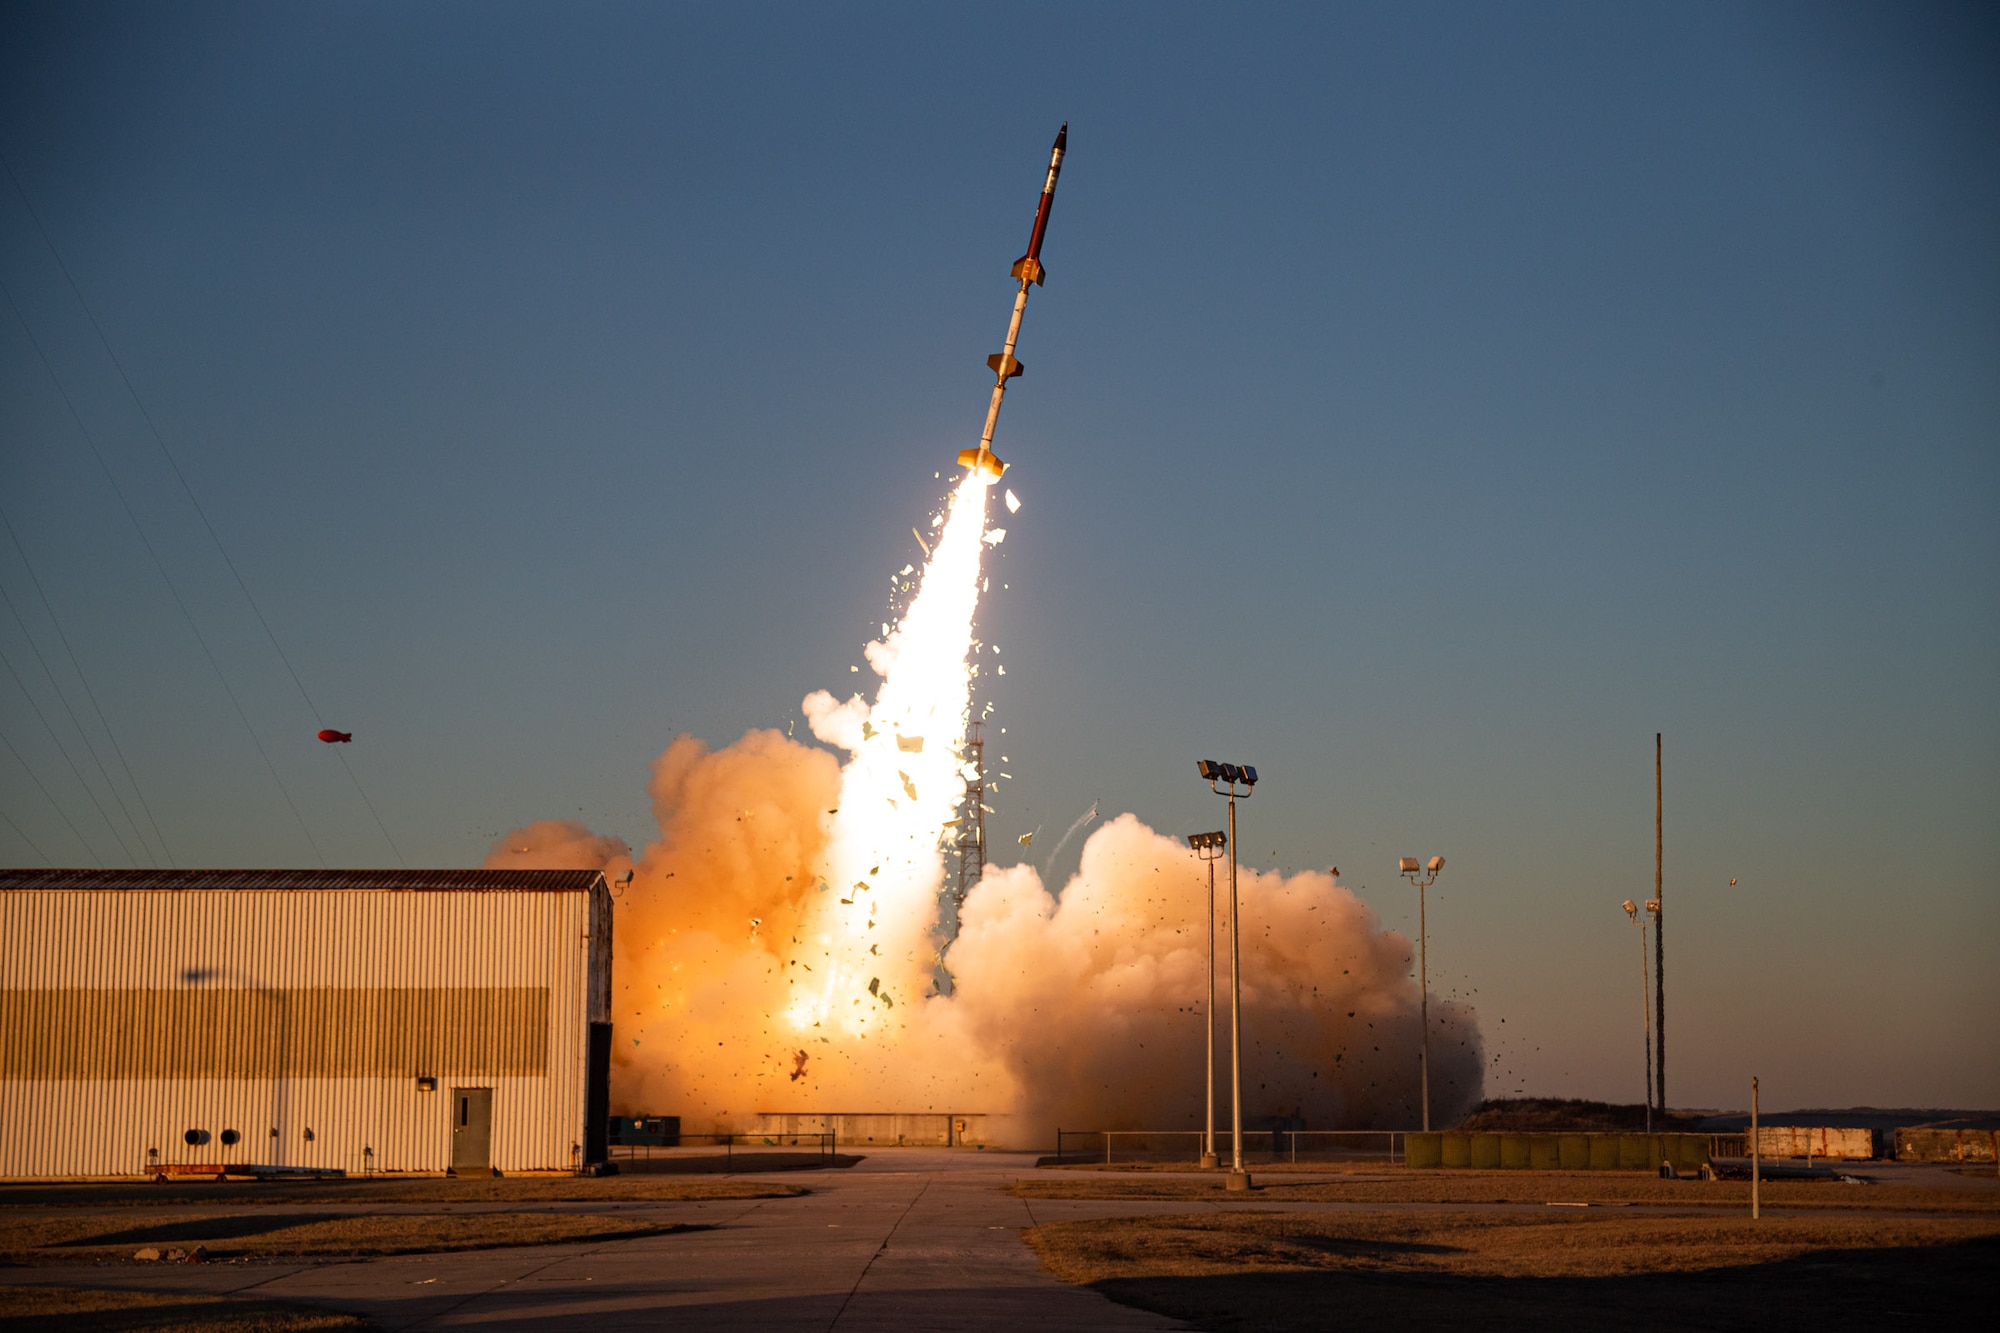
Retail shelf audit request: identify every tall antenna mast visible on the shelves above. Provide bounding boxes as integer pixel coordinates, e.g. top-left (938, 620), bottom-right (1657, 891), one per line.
top-left (954, 721), bottom-right (987, 906)
top-left (1655, 732), bottom-right (1666, 1117)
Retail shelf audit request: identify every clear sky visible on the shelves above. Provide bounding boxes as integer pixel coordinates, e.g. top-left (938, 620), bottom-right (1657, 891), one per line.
top-left (2, 2), bottom-right (1994, 1111)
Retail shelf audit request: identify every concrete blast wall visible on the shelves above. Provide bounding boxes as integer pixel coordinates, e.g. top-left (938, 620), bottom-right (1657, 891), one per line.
top-left (1407, 1131), bottom-right (1710, 1173)
top-left (1897, 1129), bottom-right (1999, 1163)
top-left (1749, 1126), bottom-right (1876, 1160)
top-left (754, 1113), bottom-right (991, 1147)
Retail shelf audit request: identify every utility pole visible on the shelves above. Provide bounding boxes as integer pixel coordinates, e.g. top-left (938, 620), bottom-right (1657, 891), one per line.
top-left (1654, 734), bottom-right (1665, 1119)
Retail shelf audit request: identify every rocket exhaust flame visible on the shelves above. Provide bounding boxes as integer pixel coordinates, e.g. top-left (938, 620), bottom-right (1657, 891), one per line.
top-left (794, 471), bottom-right (993, 1035)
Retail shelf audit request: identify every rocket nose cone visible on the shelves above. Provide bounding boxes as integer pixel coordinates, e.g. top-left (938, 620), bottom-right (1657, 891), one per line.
top-left (1054, 123), bottom-right (1067, 150)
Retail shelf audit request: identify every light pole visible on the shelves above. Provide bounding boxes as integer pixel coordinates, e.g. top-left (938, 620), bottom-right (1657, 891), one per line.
top-left (1397, 855), bottom-right (1445, 1133)
top-left (1187, 830), bottom-right (1227, 1170)
top-left (1622, 899), bottom-right (1657, 1133)
top-left (1197, 759), bottom-right (1258, 1190)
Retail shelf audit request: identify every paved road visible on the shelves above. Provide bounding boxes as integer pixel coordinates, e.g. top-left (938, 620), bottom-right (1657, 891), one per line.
top-left (3, 1150), bottom-right (1192, 1330)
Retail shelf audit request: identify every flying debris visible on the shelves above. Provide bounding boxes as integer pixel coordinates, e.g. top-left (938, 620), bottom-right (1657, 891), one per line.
top-left (958, 123), bottom-right (1067, 481)
top-left (317, 730), bottom-right (352, 744)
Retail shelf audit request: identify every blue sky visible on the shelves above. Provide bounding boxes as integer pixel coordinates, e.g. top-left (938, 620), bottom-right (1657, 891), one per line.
top-left (2, 1), bottom-right (1994, 1109)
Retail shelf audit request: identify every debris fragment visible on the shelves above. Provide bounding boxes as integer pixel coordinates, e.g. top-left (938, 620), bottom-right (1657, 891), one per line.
top-left (1004, 489), bottom-right (1021, 513)
top-left (912, 528), bottom-right (931, 557)
top-left (982, 529), bottom-right (1006, 546)
top-left (896, 734), bottom-right (924, 752)
top-left (1018, 831), bottom-right (1033, 846)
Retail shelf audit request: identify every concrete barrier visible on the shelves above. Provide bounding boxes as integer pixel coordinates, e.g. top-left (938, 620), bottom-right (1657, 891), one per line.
top-left (1406, 1131), bottom-right (1709, 1172)
top-left (753, 1112), bottom-right (992, 1147)
top-left (1896, 1128), bottom-right (1998, 1163)
top-left (1749, 1126), bottom-right (1876, 1160)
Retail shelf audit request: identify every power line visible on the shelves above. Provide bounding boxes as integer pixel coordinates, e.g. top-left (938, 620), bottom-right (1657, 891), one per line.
top-left (0, 725), bottom-right (100, 865)
top-left (0, 636), bottom-right (135, 863)
top-left (2, 152), bottom-right (403, 868)
top-left (0, 507), bottom-right (170, 864)
top-left (0, 278), bottom-right (327, 867)
top-left (0, 803), bottom-right (52, 866)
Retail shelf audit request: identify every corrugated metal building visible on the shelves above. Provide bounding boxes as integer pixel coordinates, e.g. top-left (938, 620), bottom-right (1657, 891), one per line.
top-left (0, 869), bottom-right (611, 1180)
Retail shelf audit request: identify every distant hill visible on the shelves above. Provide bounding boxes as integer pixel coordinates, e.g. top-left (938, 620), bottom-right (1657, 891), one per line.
top-left (1459, 1098), bottom-right (1706, 1132)
top-left (1457, 1099), bottom-right (2000, 1133)
top-left (1690, 1107), bottom-right (2000, 1132)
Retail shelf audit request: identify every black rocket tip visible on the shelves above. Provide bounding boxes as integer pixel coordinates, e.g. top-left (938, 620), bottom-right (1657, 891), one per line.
top-left (1055, 123), bottom-right (1067, 148)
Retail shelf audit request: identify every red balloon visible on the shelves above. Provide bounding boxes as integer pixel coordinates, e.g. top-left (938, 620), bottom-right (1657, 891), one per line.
top-left (317, 729), bottom-right (352, 744)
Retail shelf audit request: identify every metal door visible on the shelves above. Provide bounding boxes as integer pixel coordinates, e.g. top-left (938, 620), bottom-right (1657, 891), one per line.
top-left (451, 1088), bottom-right (492, 1172)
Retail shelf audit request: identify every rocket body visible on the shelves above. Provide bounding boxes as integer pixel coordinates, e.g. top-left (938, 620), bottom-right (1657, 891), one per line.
top-left (959, 123), bottom-right (1066, 481)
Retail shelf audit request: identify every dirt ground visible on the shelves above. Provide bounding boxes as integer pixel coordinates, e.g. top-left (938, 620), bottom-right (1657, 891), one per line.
top-left (0, 1284), bottom-right (369, 1332)
top-left (1026, 1209), bottom-right (2000, 1331)
top-left (1013, 1168), bottom-right (2000, 1213)
top-left (0, 1176), bottom-right (803, 1208)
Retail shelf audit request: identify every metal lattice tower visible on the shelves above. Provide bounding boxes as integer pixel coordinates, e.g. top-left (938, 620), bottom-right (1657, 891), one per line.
top-left (953, 721), bottom-right (986, 906)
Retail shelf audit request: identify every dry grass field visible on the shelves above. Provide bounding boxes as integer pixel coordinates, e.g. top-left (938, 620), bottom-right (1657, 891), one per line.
top-left (1024, 1175), bottom-right (2000, 1331)
top-left (0, 1284), bottom-right (370, 1332)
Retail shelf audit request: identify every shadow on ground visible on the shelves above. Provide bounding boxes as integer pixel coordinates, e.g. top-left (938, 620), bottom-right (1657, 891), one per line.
top-left (1088, 1235), bottom-right (1999, 1332)
top-left (616, 1152), bottom-right (864, 1175)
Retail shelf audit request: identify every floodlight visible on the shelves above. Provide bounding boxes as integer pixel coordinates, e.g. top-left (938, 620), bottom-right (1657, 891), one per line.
top-left (1398, 857), bottom-right (1420, 873)
top-left (1623, 899), bottom-right (1637, 917)
top-left (1217, 762), bottom-right (1240, 784)
top-left (1239, 765), bottom-right (1258, 786)
top-left (1427, 855), bottom-right (1444, 873)
top-left (1196, 760), bottom-right (1222, 781)
top-left (1645, 898), bottom-right (1659, 914)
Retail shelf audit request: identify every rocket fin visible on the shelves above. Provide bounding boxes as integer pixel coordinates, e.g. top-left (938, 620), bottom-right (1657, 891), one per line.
top-left (1010, 256), bottom-right (1045, 286)
top-left (956, 447), bottom-right (1008, 478)
top-left (986, 353), bottom-right (1024, 380)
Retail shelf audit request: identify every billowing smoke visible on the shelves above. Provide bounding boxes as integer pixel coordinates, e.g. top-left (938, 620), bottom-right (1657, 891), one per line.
top-left (483, 472), bottom-right (1482, 1142)
top-left (486, 736), bottom-right (1482, 1142)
